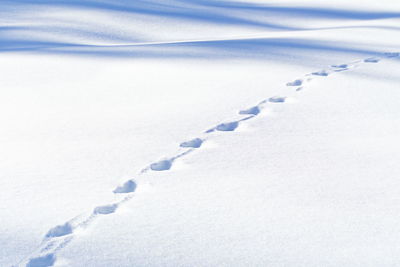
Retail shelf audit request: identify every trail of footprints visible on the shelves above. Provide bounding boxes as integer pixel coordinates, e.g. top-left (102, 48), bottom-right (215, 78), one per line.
top-left (19, 51), bottom-right (399, 267)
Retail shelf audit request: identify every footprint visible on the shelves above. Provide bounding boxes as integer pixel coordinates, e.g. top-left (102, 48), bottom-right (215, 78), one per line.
top-left (312, 70), bottom-right (329, 76)
top-left (286, 79), bottom-right (302, 86)
top-left (150, 159), bottom-right (173, 171)
top-left (364, 57), bottom-right (380, 63)
top-left (331, 64), bottom-right (348, 68)
top-left (216, 121), bottom-right (239, 131)
top-left (239, 106), bottom-right (260, 116)
top-left (45, 223), bottom-right (73, 238)
top-left (26, 254), bottom-right (56, 267)
top-left (269, 96), bottom-right (286, 103)
top-left (94, 204), bottom-right (118, 215)
top-left (180, 138), bottom-right (203, 148)
top-left (384, 52), bottom-right (399, 58)
top-left (113, 180), bottom-right (137, 194)
top-left (331, 64), bottom-right (350, 71)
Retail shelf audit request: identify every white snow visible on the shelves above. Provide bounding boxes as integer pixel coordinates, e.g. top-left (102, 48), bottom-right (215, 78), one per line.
top-left (1, 0), bottom-right (400, 266)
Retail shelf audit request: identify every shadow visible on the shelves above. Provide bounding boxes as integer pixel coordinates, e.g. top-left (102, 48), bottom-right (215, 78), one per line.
top-left (0, 0), bottom-right (399, 59)
top-left (18, 37), bottom-right (385, 61)
top-left (180, 0), bottom-right (400, 20)
top-left (1, 0), bottom-right (300, 31)
top-left (5, 0), bottom-right (400, 22)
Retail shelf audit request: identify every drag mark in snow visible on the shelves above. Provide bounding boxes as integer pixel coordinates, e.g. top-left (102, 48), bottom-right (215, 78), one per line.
top-left (17, 51), bottom-right (399, 267)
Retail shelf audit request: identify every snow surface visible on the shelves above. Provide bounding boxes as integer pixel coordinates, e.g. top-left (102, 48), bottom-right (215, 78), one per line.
top-left (1, 0), bottom-right (400, 266)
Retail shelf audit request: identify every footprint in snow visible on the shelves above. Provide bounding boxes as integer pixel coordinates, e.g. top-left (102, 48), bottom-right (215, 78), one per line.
top-left (331, 64), bottom-right (348, 69)
top-left (331, 64), bottom-right (350, 72)
top-left (312, 70), bottom-right (329, 76)
top-left (113, 180), bottom-right (137, 194)
top-left (94, 204), bottom-right (118, 215)
top-left (384, 52), bottom-right (399, 58)
top-left (26, 254), bottom-right (56, 267)
top-left (45, 223), bottom-right (73, 238)
top-left (364, 57), bottom-right (380, 63)
top-left (239, 106), bottom-right (260, 116)
top-left (180, 138), bottom-right (203, 148)
top-left (150, 159), bottom-right (173, 171)
top-left (286, 79), bottom-right (302, 86)
top-left (269, 96), bottom-right (286, 103)
top-left (216, 121), bottom-right (239, 131)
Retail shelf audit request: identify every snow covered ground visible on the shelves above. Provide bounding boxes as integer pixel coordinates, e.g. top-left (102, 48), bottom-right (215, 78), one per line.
top-left (1, 0), bottom-right (400, 266)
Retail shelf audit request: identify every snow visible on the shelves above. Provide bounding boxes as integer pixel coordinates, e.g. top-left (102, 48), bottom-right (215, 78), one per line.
top-left (1, 0), bottom-right (400, 266)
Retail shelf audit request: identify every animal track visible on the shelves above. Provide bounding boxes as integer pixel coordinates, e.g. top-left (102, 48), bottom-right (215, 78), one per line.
top-left (94, 204), bottom-right (118, 215)
top-left (180, 138), bottom-right (203, 148)
top-left (216, 121), bottom-right (239, 131)
top-left (364, 57), bottom-right (380, 63)
top-left (45, 223), bottom-right (73, 238)
top-left (312, 70), bottom-right (329, 76)
top-left (384, 52), bottom-right (399, 58)
top-left (18, 51), bottom-right (396, 267)
top-left (286, 79), bottom-right (303, 86)
top-left (331, 64), bottom-right (350, 71)
top-left (113, 180), bottom-right (137, 194)
top-left (26, 254), bottom-right (56, 267)
top-left (239, 106), bottom-right (260, 116)
top-left (331, 64), bottom-right (348, 68)
top-left (269, 96), bottom-right (286, 103)
top-left (150, 159), bottom-right (173, 171)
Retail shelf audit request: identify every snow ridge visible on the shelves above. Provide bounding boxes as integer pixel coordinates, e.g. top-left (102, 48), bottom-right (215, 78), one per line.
top-left (15, 51), bottom-right (399, 267)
